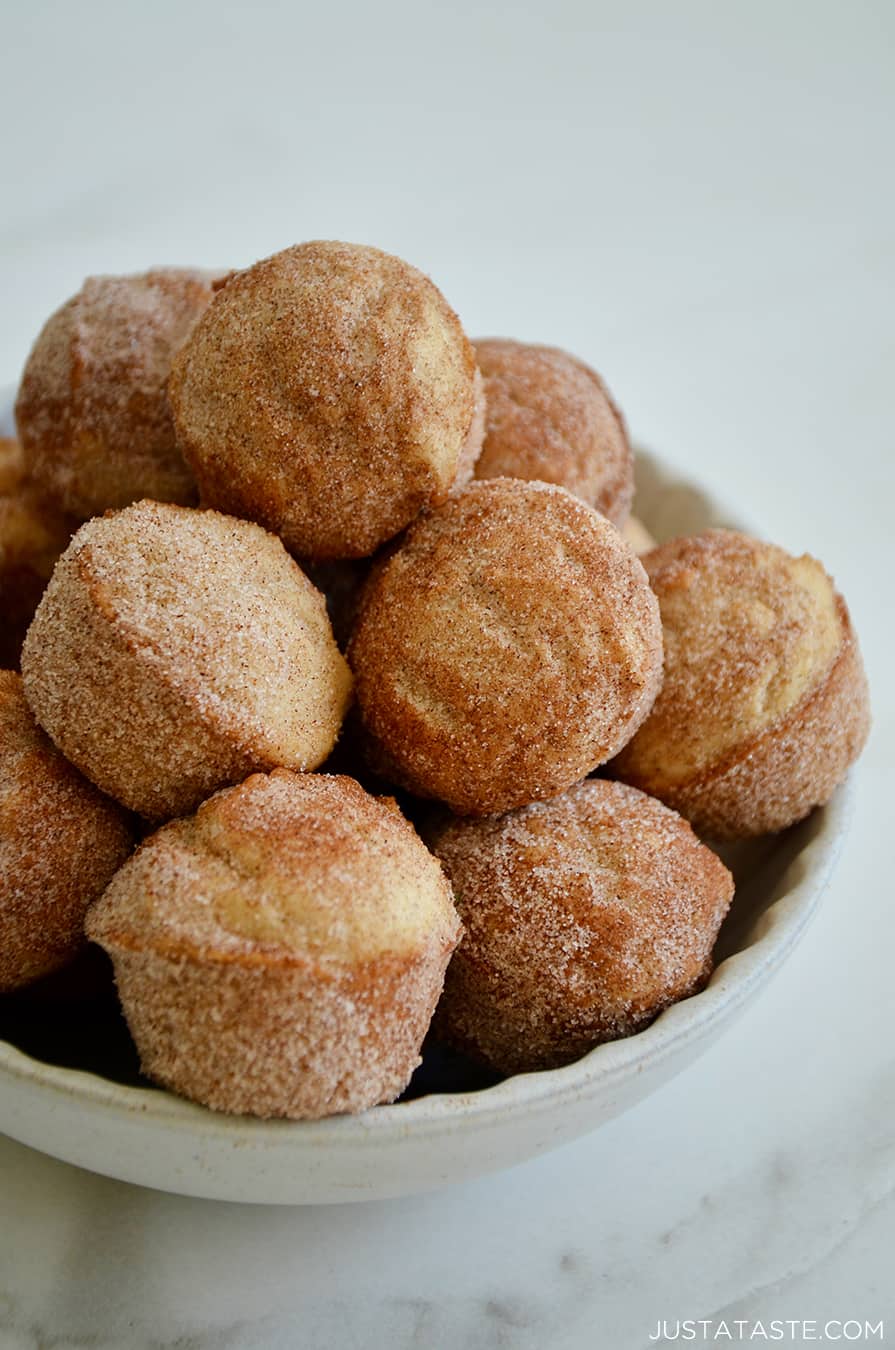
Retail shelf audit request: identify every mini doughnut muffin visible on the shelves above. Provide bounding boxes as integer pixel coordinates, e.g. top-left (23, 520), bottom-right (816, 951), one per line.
top-left (348, 478), bottom-right (663, 815)
top-left (611, 529), bottom-right (870, 837)
top-left (472, 339), bottom-right (633, 526)
top-left (15, 268), bottom-right (217, 519)
top-left (0, 475), bottom-right (74, 669)
top-left (0, 670), bottom-right (133, 991)
top-left (21, 500), bottom-right (352, 820)
top-left (86, 770), bottom-right (462, 1119)
top-left (169, 241), bottom-right (484, 559)
top-left (621, 513), bottom-right (656, 554)
top-left (429, 779), bottom-right (734, 1074)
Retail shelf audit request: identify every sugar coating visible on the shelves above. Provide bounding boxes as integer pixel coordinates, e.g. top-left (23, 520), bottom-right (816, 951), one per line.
top-left (89, 771), bottom-right (458, 964)
top-left (21, 500), bottom-right (353, 820)
top-left (473, 339), bottom-right (633, 526)
top-left (0, 670), bottom-right (133, 990)
top-left (15, 268), bottom-right (217, 519)
top-left (349, 478), bottom-right (664, 815)
top-left (169, 241), bottom-right (483, 560)
top-left (87, 770), bottom-right (462, 1118)
top-left (611, 529), bottom-right (871, 837)
top-left (430, 778), bottom-right (734, 1074)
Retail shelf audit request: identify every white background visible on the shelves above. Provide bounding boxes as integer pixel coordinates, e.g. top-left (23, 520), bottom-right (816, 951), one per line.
top-left (1, 2), bottom-right (892, 1346)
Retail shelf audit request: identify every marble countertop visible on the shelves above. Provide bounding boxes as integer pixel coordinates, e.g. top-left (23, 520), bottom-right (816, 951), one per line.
top-left (1, 2), bottom-right (892, 1346)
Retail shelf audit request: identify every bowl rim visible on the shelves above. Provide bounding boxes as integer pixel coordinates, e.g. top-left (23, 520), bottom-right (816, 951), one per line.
top-left (0, 379), bottom-right (854, 1158)
top-left (0, 778), bottom-right (851, 1143)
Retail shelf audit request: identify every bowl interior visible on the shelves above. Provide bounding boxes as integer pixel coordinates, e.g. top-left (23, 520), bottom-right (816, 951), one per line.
top-left (0, 383), bottom-right (844, 1158)
top-left (0, 792), bottom-right (835, 1107)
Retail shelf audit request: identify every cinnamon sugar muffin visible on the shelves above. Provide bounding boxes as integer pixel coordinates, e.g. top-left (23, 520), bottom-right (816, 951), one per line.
top-left (21, 500), bottom-right (352, 820)
top-left (15, 268), bottom-right (216, 519)
top-left (472, 339), bottom-right (633, 526)
top-left (349, 478), bottom-right (663, 815)
top-left (169, 241), bottom-right (484, 559)
top-left (0, 670), bottom-right (133, 991)
top-left (429, 779), bottom-right (734, 1074)
top-left (86, 770), bottom-right (461, 1119)
top-left (0, 469), bottom-right (74, 669)
top-left (611, 529), bottom-right (870, 837)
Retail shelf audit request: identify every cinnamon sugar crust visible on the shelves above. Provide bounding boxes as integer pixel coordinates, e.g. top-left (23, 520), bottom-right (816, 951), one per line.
top-left (472, 339), bottom-right (633, 526)
top-left (0, 670), bottom-right (133, 991)
top-left (611, 529), bottom-right (871, 837)
top-left (87, 770), bottom-right (461, 1118)
top-left (429, 778), bottom-right (734, 1074)
top-left (348, 478), bottom-right (663, 815)
top-left (15, 269), bottom-right (217, 519)
top-left (169, 241), bottom-right (483, 560)
top-left (21, 500), bottom-right (352, 820)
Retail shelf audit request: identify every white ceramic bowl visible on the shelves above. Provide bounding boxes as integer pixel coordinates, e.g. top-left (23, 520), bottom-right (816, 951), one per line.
top-left (0, 388), bottom-right (854, 1204)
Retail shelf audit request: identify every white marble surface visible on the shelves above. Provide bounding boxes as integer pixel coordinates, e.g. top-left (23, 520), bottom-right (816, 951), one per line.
top-left (1, 1), bottom-right (893, 1345)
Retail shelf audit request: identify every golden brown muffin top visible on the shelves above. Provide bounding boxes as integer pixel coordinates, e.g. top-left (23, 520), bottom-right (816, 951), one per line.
top-left (431, 778), bottom-right (733, 1024)
top-left (613, 529), bottom-right (844, 787)
top-left (169, 241), bottom-right (480, 559)
top-left (472, 339), bottom-right (633, 525)
top-left (15, 268), bottom-right (216, 518)
top-left (349, 478), bottom-right (663, 814)
top-left (87, 770), bottom-right (459, 966)
top-left (0, 670), bottom-right (134, 987)
top-left (0, 670), bottom-right (132, 843)
top-left (22, 500), bottom-right (353, 790)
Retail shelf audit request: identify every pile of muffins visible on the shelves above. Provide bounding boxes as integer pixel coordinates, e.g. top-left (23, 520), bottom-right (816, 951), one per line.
top-left (0, 242), bottom-right (870, 1120)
